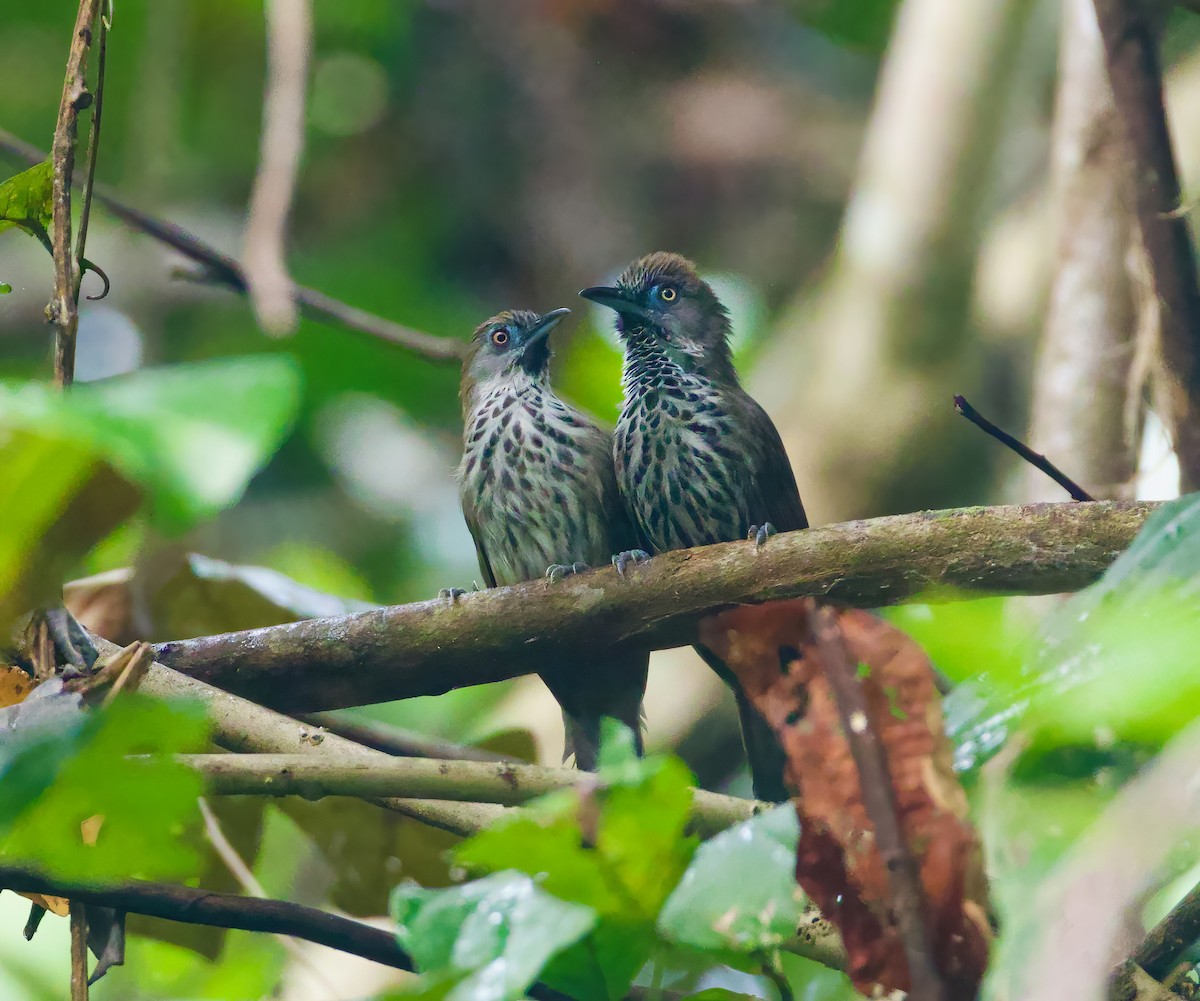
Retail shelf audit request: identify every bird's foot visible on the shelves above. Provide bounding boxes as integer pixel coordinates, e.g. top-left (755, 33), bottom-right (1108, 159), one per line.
top-left (546, 562), bottom-right (590, 583)
top-left (611, 549), bottom-right (651, 576)
top-left (747, 523), bottom-right (777, 551)
top-left (437, 580), bottom-right (484, 603)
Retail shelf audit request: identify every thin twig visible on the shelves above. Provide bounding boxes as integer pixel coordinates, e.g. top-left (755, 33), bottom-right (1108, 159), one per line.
top-left (243, 0), bottom-right (310, 335)
top-left (809, 605), bottom-right (945, 1001)
top-left (1091, 0), bottom-right (1200, 490)
top-left (69, 900), bottom-right (88, 1000)
top-left (71, 0), bottom-right (109, 305)
top-left (150, 502), bottom-right (1153, 712)
top-left (954, 395), bottom-right (1096, 501)
top-left (198, 797), bottom-right (341, 996)
top-left (0, 128), bottom-right (464, 362)
top-left (49, 0), bottom-right (104, 388)
top-left (296, 711), bottom-right (516, 763)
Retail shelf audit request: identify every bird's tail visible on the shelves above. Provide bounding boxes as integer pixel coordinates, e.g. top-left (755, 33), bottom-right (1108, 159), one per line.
top-left (695, 644), bottom-right (791, 802)
top-left (543, 651), bottom-right (649, 772)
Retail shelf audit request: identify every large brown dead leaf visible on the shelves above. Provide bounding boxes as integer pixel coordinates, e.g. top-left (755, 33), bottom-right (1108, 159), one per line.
top-left (700, 598), bottom-right (990, 1000)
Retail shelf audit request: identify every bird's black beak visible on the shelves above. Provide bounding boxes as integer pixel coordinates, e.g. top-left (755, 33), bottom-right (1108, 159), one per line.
top-left (579, 285), bottom-right (649, 321)
top-left (518, 307), bottom-right (569, 373)
top-left (522, 307), bottom-right (570, 352)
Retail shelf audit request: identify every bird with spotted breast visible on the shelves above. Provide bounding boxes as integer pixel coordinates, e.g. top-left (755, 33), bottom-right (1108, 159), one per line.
top-left (455, 306), bottom-right (648, 770)
top-left (581, 253), bottom-right (808, 801)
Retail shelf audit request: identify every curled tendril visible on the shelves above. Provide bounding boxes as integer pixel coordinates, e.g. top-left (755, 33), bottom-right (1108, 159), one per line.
top-left (81, 258), bottom-right (110, 301)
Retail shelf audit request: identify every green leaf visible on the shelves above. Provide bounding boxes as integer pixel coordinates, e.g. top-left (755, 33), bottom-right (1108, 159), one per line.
top-left (0, 161), bottom-right (54, 252)
top-left (948, 494), bottom-right (1200, 768)
top-left (453, 727), bottom-right (698, 1001)
top-left (0, 692), bottom-right (209, 880)
top-left (390, 871), bottom-right (596, 1001)
top-left (0, 356), bottom-right (302, 534)
top-left (682, 991), bottom-right (759, 1001)
top-left (790, 0), bottom-right (900, 52)
top-left (659, 805), bottom-right (803, 953)
top-left (970, 495), bottom-right (1200, 998)
top-left (0, 425), bottom-right (141, 626)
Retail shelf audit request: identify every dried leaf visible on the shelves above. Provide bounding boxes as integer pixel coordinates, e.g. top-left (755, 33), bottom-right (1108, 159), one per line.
top-left (19, 893), bottom-right (69, 917)
top-left (65, 552), bottom-right (376, 645)
top-left (80, 814), bottom-right (103, 846)
top-left (0, 665), bottom-right (34, 708)
top-left (700, 597), bottom-right (990, 1000)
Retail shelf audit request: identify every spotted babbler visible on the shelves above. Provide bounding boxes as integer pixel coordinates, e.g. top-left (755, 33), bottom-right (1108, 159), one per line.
top-left (456, 306), bottom-right (648, 769)
top-left (581, 253), bottom-right (808, 801)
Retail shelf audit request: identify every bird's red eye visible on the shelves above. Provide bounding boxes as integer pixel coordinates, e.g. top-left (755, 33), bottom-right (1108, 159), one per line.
top-left (491, 327), bottom-right (510, 346)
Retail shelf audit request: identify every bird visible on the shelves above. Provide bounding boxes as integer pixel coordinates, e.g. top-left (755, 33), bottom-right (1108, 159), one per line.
top-left (455, 306), bottom-right (649, 770)
top-left (580, 252), bottom-right (808, 801)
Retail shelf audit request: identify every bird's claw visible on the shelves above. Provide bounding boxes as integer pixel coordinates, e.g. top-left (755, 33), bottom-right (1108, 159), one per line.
top-left (747, 523), bottom-right (777, 551)
top-left (547, 562), bottom-right (590, 583)
top-left (612, 549), bottom-right (651, 576)
top-left (438, 587), bottom-right (468, 602)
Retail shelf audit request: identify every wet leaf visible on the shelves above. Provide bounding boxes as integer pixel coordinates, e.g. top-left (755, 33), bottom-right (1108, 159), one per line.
top-left (949, 494), bottom-right (1200, 768)
top-left (450, 723), bottom-right (696, 1001)
top-left (391, 871), bottom-right (596, 1001)
top-left (702, 598), bottom-right (990, 1000)
top-left (659, 805), bottom-right (804, 953)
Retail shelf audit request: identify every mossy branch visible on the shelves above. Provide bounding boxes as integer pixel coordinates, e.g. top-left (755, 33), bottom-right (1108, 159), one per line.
top-left (152, 501), bottom-right (1155, 713)
top-left (178, 752), bottom-right (762, 839)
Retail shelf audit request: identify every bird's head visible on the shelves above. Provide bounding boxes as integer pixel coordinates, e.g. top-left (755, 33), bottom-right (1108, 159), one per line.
top-left (461, 307), bottom-right (570, 400)
top-left (579, 252), bottom-right (732, 373)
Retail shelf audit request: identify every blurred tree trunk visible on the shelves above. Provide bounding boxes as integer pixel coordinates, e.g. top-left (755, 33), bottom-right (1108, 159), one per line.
top-left (754, 0), bottom-right (1036, 523)
top-left (1026, 0), bottom-right (1143, 503)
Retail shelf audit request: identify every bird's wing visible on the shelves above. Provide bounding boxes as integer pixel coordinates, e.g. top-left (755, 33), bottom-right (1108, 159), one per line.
top-left (742, 394), bottom-right (809, 533)
top-left (462, 494), bottom-right (499, 588)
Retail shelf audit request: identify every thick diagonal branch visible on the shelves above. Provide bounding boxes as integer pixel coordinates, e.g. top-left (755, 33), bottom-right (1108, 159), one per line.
top-left (153, 502), bottom-right (1154, 713)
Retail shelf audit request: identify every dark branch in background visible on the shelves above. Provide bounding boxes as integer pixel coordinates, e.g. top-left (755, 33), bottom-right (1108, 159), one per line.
top-left (0, 129), bottom-right (464, 363)
top-left (151, 502), bottom-right (1155, 713)
top-left (0, 866), bottom-right (412, 972)
top-left (809, 607), bottom-right (945, 1001)
top-left (297, 711), bottom-right (515, 763)
top-left (1130, 875), bottom-right (1200, 981)
top-left (1091, 0), bottom-right (1200, 491)
top-left (48, 0), bottom-right (105, 388)
top-left (953, 395), bottom-right (1095, 501)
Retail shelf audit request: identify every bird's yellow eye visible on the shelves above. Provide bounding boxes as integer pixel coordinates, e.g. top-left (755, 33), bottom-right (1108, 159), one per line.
top-left (491, 327), bottom-right (510, 346)
top-left (658, 286), bottom-right (677, 302)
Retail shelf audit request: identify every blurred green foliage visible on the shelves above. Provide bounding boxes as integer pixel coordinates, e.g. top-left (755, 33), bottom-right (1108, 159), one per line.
top-left (394, 724), bottom-right (851, 1001)
top-left (0, 693), bottom-right (208, 881)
